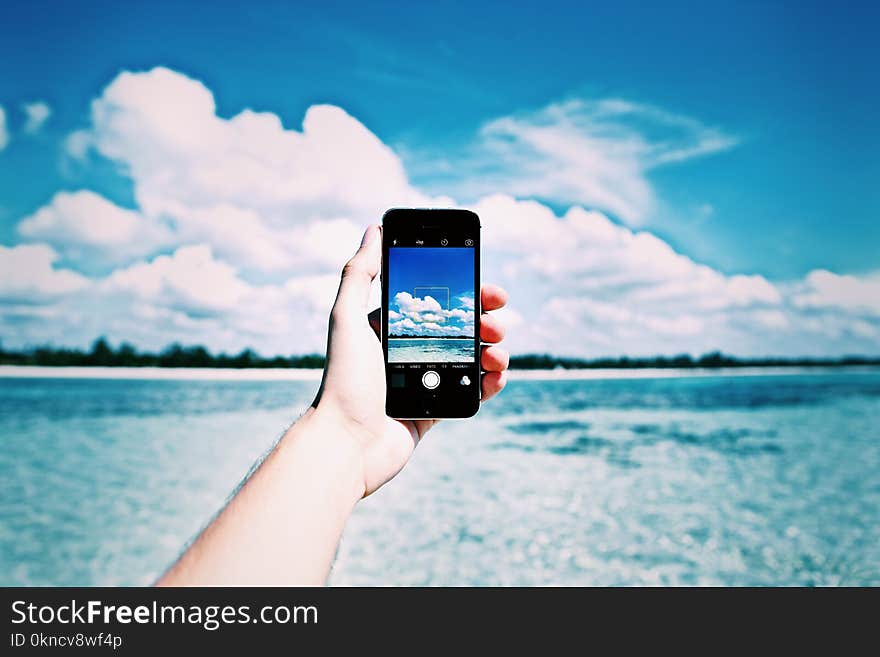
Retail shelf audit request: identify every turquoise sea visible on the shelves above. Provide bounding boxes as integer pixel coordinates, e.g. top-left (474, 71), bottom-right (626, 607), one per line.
top-left (388, 338), bottom-right (473, 362)
top-left (1, 370), bottom-right (879, 586)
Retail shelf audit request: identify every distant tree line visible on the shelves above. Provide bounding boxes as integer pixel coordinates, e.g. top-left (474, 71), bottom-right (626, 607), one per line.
top-left (1, 338), bottom-right (878, 369)
top-left (506, 352), bottom-right (880, 369)
top-left (0, 338), bottom-right (324, 369)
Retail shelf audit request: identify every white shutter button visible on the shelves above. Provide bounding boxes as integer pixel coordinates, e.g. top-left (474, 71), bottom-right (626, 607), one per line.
top-left (422, 371), bottom-right (440, 389)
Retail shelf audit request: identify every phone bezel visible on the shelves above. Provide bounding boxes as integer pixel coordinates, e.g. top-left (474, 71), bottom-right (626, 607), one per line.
top-left (381, 208), bottom-right (481, 420)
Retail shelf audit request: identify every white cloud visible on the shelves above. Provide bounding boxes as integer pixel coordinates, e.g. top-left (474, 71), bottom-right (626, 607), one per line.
top-left (0, 244), bottom-right (89, 302)
top-left (0, 106), bottom-right (8, 150)
top-left (793, 270), bottom-right (880, 315)
top-left (391, 291), bottom-right (474, 337)
top-left (419, 98), bottom-right (738, 225)
top-left (475, 194), bottom-right (879, 356)
top-left (390, 317), bottom-right (418, 332)
top-left (1, 67), bottom-right (877, 358)
top-left (389, 317), bottom-right (469, 337)
top-left (851, 320), bottom-right (877, 339)
top-left (751, 310), bottom-right (790, 330)
top-left (18, 190), bottom-right (173, 265)
top-left (34, 66), bottom-right (448, 274)
top-left (22, 101), bottom-right (51, 134)
top-left (283, 274), bottom-right (340, 314)
top-left (448, 308), bottom-right (474, 322)
top-left (64, 130), bottom-right (91, 159)
top-left (84, 67), bottom-right (437, 258)
top-left (102, 245), bottom-right (251, 315)
top-left (395, 291), bottom-right (444, 316)
top-left (101, 245), bottom-right (332, 341)
top-left (546, 297), bottom-right (706, 338)
top-left (2, 67), bottom-right (444, 351)
top-left (476, 193), bottom-right (782, 314)
top-left (10, 245), bottom-right (343, 354)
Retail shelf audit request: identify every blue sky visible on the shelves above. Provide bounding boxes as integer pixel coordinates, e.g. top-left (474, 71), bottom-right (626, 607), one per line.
top-left (0, 1), bottom-right (878, 356)
top-left (388, 248), bottom-right (475, 337)
top-left (389, 248), bottom-right (474, 305)
top-left (1, 0), bottom-right (877, 277)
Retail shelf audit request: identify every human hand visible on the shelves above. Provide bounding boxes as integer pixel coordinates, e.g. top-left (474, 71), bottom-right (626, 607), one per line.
top-left (158, 223), bottom-right (508, 585)
top-left (312, 223), bottom-right (509, 497)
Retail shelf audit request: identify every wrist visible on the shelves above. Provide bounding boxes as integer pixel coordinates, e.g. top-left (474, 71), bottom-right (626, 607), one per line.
top-left (281, 404), bottom-right (367, 504)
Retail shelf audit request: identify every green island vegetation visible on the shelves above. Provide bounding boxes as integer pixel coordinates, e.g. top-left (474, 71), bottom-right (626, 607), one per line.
top-left (1, 337), bottom-right (879, 369)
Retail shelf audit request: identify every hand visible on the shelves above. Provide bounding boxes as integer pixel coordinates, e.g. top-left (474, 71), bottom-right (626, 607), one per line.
top-left (312, 223), bottom-right (509, 496)
top-left (157, 223), bottom-right (505, 585)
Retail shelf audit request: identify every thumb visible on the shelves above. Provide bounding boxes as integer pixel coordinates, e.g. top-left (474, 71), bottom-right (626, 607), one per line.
top-left (332, 224), bottom-right (381, 321)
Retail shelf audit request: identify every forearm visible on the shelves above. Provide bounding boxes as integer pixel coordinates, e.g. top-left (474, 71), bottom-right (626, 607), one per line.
top-left (157, 406), bottom-right (364, 586)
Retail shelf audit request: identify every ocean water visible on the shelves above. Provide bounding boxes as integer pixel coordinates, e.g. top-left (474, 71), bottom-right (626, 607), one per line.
top-left (1, 371), bottom-right (879, 586)
top-left (388, 338), bottom-right (473, 363)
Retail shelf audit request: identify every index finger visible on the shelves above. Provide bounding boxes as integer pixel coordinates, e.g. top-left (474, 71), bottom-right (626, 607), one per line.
top-left (481, 284), bottom-right (508, 312)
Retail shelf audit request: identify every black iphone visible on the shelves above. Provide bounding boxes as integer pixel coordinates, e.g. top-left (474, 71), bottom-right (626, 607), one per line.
top-left (382, 208), bottom-right (481, 419)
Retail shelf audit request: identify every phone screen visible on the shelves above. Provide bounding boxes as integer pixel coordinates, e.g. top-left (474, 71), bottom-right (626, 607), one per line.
top-left (382, 209), bottom-right (481, 419)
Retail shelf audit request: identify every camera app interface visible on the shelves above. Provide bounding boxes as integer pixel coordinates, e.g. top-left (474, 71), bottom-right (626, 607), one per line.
top-left (387, 247), bottom-right (476, 364)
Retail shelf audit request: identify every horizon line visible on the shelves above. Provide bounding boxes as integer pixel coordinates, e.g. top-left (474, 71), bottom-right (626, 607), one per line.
top-left (2, 337), bottom-right (880, 365)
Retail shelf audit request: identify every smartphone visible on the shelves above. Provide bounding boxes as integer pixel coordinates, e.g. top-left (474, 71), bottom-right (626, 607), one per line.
top-left (382, 208), bottom-right (481, 419)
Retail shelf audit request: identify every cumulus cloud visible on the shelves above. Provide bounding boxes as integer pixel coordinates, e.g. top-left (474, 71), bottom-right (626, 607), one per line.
top-left (32, 66), bottom-right (447, 274)
top-left (448, 308), bottom-right (474, 322)
top-left (18, 190), bottom-right (173, 265)
top-left (5, 67), bottom-right (437, 351)
top-left (0, 106), bottom-right (8, 150)
top-left (0, 245), bottom-right (340, 354)
top-left (0, 67), bottom-right (877, 357)
top-left (476, 193), bottom-right (782, 311)
top-left (475, 194), bottom-right (879, 356)
top-left (395, 291), bottom-right (444, 316)
top-left (102, 245), bottom-right (252, 315)
top-left (391, 291), bottom-right (474, 337)
top-left (83, 67), bottom-right (438, 263)
top-left (793, 270), bottom-right (880, 315)
top-left (0, 244), bottom-right (89, 303)
top-left (99, 245), bottom-right (335, 342)
top-left (22, 101), bottom-right (51, 134)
